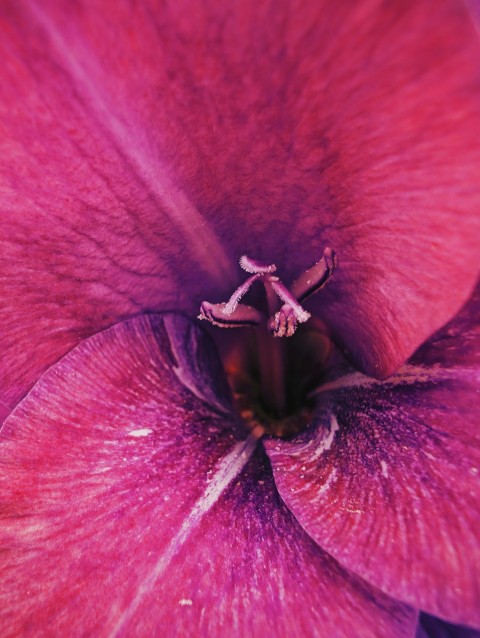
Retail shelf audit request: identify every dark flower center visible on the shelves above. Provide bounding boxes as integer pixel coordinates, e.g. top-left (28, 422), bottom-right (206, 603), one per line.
top-left (198, 249), bottom-right (337, 436)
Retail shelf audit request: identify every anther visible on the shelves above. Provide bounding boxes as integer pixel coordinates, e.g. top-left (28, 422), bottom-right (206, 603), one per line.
top-left (198, 301), bottom-right (262, 328)
top-left (291, 247), bottom-right (338, 302)
top-left (269, 305), bottom-right (298, 338)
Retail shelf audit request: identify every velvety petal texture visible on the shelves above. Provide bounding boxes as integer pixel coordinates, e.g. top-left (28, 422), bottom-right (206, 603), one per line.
top-left (1, 1), bottom-right (480, 418)
top-left (266, 287), bottom-right (480, 627)
top-left (0, 314), bottom-right (416, 637)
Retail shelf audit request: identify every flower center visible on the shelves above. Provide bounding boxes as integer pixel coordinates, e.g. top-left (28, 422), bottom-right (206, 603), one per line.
top-left (198, 248), bottom-right (337, 436)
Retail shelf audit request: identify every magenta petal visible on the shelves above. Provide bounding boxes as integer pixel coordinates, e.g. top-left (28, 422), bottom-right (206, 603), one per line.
top-left (0, 314), bottom-right (416, 637)
top-left (0, 2), bottom-right (237, 413)
top-left (265, 287), bottom-right (480, 627)
top-left (1, 2), bottom-right (480, 415)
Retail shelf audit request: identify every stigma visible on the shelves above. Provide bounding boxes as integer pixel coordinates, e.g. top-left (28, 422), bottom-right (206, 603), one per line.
top-left (198, 247), bottom-right (337, 338)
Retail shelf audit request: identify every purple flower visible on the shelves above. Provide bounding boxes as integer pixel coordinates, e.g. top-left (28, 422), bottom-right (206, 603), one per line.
top-left (0, 1), bottom-right (479, 636)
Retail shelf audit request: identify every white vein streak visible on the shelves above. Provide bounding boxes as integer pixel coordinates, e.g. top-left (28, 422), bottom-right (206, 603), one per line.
top-left (29, 2), bottom-right (234, 286)
top-left (312, 364), bottom-right (462, 397)
top-left (310, 413), bottom-right (340, 461)
top-left (108, 434), bottom-right (258, 637)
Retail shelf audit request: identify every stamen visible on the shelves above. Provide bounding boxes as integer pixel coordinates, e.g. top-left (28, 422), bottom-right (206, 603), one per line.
top-left (269, 305), bottom-right (298, 338)
top-left (198, 248), bottom-right (337, 338)
top-left (239, 255), bottom-right (277, 274)
top-left (291, 247), bottom-right (337, 302)
top-left (198, 249), bottom-right (337, 420)
top-left (198, 302), bottom-right (262, 328)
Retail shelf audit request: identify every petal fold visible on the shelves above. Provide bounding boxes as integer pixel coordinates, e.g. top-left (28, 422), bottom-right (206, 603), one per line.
top-left (266, 286), bottom-right (480, 627)
top-left (0, 314), bottom-right (416, 637)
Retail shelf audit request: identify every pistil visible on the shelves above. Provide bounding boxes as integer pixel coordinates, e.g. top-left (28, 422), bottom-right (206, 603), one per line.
top-left (257, 281), bottom-right (288, 416)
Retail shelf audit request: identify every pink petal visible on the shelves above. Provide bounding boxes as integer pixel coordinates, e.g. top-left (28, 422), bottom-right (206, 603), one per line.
top-left (0, 1), bottom-right (238, 414)
top-left (0, 314), bottom-right (416, 637)
top-left (1, 2), bottom-right (480, 415)
top-left (265, 286), bottom-right (480, 627)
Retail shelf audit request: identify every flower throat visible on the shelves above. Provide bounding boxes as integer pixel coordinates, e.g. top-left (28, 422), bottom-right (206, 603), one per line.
top-left (198, 248), bottom-right (337, 434)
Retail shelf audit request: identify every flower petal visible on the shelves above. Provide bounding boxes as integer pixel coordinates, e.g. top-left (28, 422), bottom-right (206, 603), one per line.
top-left (1, 1), bottom-right (480, 415)
top-left (0, 0), bottom-right (240, 415)
top-left (0, 314), bottom-right (416, 637)
top-left (265, 286), bottom-right (480, 627)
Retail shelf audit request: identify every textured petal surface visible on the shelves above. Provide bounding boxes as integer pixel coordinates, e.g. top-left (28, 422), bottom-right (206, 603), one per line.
top-left (0, 314), bottom-right (416, 638)
top-left (1, 1), bottom-right (480, 415)
top-left (266, 287), bottom-right (480, 626)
